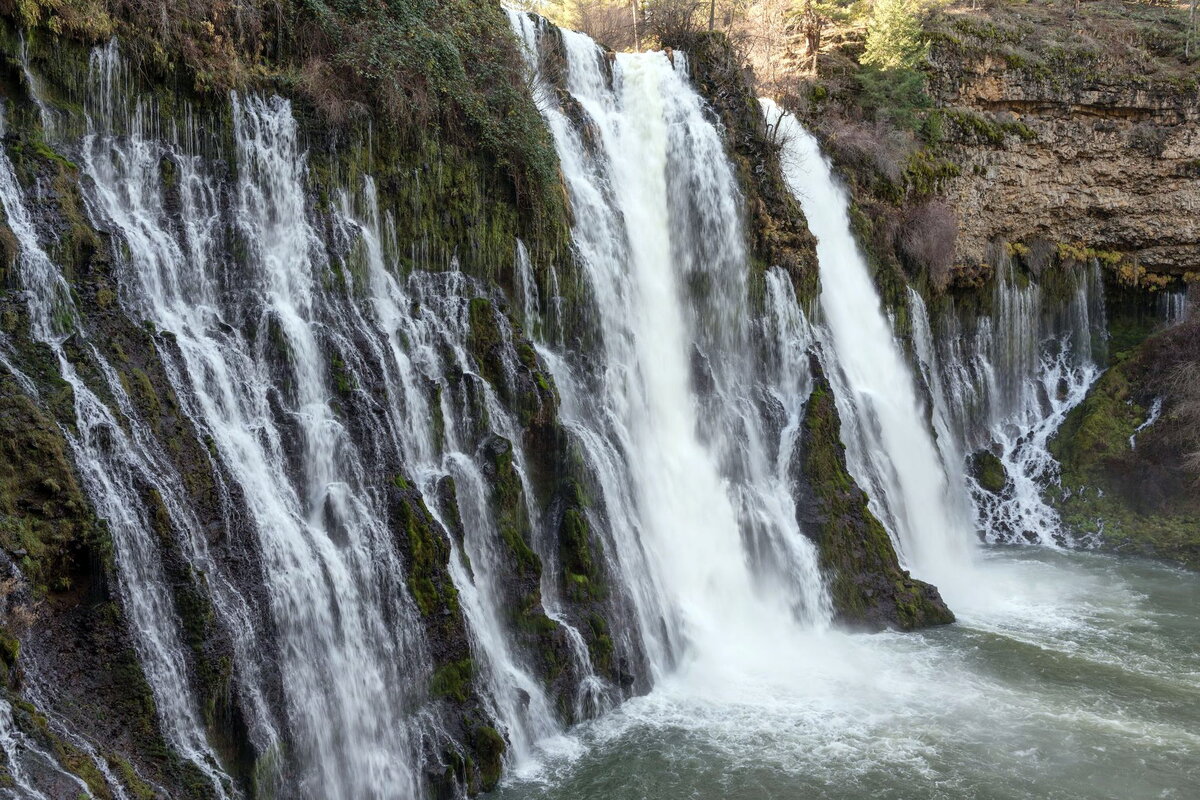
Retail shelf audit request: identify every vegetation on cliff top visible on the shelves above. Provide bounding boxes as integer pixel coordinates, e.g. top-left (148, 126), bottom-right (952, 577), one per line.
top-left (768, 0), bottom-right (1198, 302)
top-left (1, 0), bottom-right (565, 222)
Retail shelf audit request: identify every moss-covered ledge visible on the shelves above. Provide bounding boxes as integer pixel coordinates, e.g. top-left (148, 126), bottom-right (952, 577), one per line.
top-left (792, 359), bottom-right (954, 631)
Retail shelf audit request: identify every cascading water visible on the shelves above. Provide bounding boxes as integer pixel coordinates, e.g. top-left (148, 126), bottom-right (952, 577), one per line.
top-left (909, 259), bottom-right (1106, 546)
top-left (81, 76), bottom-right (431, 796)
top-left (328, 179), bottom-right (585, 765)
top-left (8, 33), bottom-right (612, 796)
top-left (0, 697), bottom-right (91, 800)
top-left (764, 99), bottom-right (1112, 563)
top-left (0, 105), bottom-right (235, 795)
top-left (509, 13), bottom-right (830, 694)
top-left (77, 36), bottom-right (615, 792)
top-left (764, 100), bottom-right (975, 594)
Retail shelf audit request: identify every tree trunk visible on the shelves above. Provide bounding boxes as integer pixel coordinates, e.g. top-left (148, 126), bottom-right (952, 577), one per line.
top-left (632, 0), bottom-right (641, 51)
top-left (1188, 0), bottom-right (1197, 59)
top-left (803, 0), bottom-right (822, 75)
top-left (710, 0), bottom-right (717, 32)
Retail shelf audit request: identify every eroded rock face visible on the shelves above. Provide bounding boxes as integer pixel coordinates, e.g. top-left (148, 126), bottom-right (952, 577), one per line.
top-left (928, 51), bottom-right (1200, 277)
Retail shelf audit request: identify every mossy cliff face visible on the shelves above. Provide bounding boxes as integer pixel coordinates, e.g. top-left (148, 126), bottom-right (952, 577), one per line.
top-left (0, 4), bottom-right (621, 792)
top-left (464, 295), bottom-right (628, 700)
top-left (793, 362), bottom-right (954, 631)
top-left (0, 1), bottom-right (1013, 796)
top-left (1049, 315), bottom-right (1200, 569)
top-left (0, 361), bottom-right (215, 796)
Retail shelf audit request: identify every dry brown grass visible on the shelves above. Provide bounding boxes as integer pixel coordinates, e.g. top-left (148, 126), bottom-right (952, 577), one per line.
top-left (0, 574), bottom-right (41, 631)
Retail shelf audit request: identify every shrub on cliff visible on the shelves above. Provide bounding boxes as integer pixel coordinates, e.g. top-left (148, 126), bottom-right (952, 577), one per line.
top-left (898, 199), bottom-right (957, 292)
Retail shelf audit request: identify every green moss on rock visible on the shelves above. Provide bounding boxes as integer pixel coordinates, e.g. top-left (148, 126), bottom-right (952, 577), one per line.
top-left (797, 365), bottom-right (954, 630)
top-left (430, 658), bottom-right (474, 704)
top-left (0, 373), bottom-right (102, 595)
top-left (393, 487), bottom-right (460, 620)
top-left (1049, 340), bottom-right (1200, 569)
top-left (1051, 365), bottom-right (1140, 480)
top-left (471, 725), bottom-right (505, 793)
top-left (969, 450), bottom-right (1008, 494)
top-left (483, 436), bottom-right (540, 573)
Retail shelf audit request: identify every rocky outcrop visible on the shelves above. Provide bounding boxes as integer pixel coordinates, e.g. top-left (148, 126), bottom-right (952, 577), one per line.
top-left (927, 46), bottom-right (1200, 279)
top-left (793, 360), bottom-right (954, 631)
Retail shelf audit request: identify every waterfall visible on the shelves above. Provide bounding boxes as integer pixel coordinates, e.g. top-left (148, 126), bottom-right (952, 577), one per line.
top-left (330, 178), bottom-right (581, 766)
top-left (764, 100), bottom-right (1108, 560)
top-left (0, 107), bottom-right (235, 796)
top-left (17, 34), bottom-right (58, 137)
top-left (510, 14), bottom-right (830, 693)
top-left (763, 100), bottom-right (975, 594)
top-left (79, 78), bottom-right (430, 794)
top-left (910, 262), bottom-right (1104, 546)
top-left (3, 12), bottom-right (1156, 796)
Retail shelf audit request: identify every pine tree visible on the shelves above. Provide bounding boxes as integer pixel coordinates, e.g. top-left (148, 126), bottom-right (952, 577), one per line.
top-left (861, 0), bottom-right (928, 70)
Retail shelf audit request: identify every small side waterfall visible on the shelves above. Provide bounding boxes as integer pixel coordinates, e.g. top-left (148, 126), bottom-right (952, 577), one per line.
top-left (909, 262), bottom-right (1105, 546)
top-left (1157, 289), bottom-right (1190, 325)
top-left (0, 696), bottom-right (97, 800)
top-left (764, 100), bottom-right (975, 594)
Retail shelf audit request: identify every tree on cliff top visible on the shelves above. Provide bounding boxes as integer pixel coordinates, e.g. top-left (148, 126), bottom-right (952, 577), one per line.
top-left (861, 0), bottom-right (928, 69)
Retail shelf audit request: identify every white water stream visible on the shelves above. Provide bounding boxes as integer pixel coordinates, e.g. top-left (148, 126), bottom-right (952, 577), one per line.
top-left (509, 13), bottom-right (831, 695)
top-left (2, 15), bottom-right (1194, 800)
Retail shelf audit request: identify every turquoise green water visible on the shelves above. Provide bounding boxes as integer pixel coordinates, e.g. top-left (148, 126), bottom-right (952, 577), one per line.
top-left (494, 549), bottom-right (1200, 799)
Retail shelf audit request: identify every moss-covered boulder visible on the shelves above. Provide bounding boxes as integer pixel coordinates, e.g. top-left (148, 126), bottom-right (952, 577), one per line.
top-left (793, 362), bottom-right (954, 631)
top-left (969, 449), bottom-right (1008, 494)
